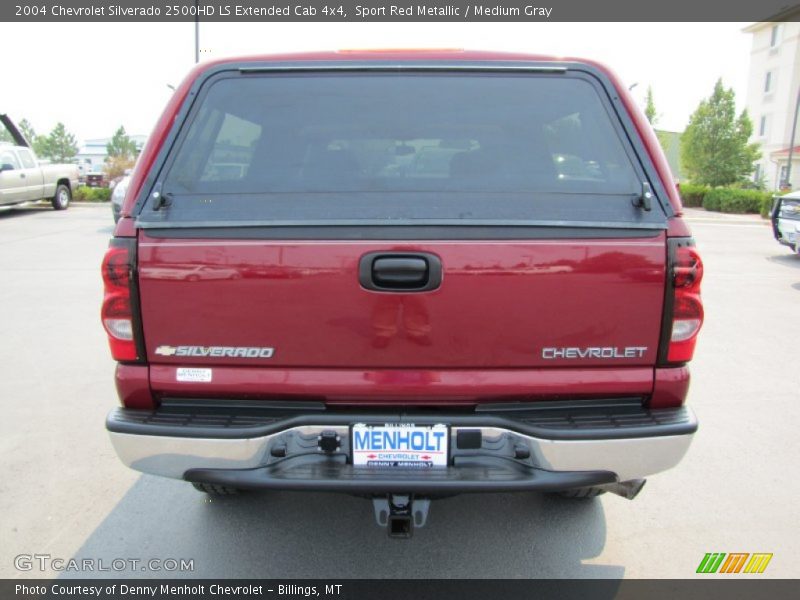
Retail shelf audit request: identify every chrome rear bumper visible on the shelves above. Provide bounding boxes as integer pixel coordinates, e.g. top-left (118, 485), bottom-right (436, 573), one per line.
top-left (107, 403), bottom-right (697, 490)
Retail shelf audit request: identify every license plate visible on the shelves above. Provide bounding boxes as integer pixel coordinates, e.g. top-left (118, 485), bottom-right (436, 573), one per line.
top-left (351, 423), bottom-right (448, 468)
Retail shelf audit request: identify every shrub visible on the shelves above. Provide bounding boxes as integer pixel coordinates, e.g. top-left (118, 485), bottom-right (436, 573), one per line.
top-left (761, 194), bottom-right (777, 218)
top-left (702, 187), bottom-right (772, 214)
top-left (92, 187), bottom-right (112, 202)
top-left (73, 186), bottom-right (111, 202)
top-left (72, 186), bottom-right (88, 202)
top-left (679, 183), bottom-right (709, 208)
top-left (73, 186), bottom-right (91, 202)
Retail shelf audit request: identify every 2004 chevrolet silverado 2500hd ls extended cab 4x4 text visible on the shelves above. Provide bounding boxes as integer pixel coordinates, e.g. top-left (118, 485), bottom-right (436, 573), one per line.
top-left (101, 51), bottom-right (703, 537)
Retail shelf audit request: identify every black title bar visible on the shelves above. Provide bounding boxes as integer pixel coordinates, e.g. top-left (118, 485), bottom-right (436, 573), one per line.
top-left (3, 0), bottom-right (800, 22)
top-left (4, 580), bottom-right (800, 600)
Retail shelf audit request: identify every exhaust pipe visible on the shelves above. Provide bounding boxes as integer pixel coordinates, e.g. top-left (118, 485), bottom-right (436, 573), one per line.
top-left (601, 478), bottom-right (647, 500)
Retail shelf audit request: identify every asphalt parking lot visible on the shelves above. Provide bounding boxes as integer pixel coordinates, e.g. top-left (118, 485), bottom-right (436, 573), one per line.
top-left (1, 203), bottom-right (798, 579)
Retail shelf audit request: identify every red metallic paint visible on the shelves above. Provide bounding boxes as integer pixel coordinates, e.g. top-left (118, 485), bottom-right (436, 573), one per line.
top-left (137, 235), bottom-right (666, 373)
top-left (667, 218), bottom-right (692, 238)
top-left (113, 217), bottom-right (136, 238)
top-left (111, 50), bottom-right (700, 408)
top-left (650, 367), bottom-right (691, 409)
top-left (149, 365), bottom-right (654, 405)
top-left (115, 364), bottom-right (154, 409)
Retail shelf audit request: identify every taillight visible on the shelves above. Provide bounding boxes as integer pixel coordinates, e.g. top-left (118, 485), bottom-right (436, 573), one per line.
top-left (660, 240), bottom-right (704, 365)
top-left (101, 239), bottom-right (142, 362)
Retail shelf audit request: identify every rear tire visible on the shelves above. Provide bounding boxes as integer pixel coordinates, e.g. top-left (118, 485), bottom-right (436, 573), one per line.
top-left (191, 482), bottom-right (242, 496)
top-left (52, 184), bottom-right (71, 210)
top-left (554, 486), bottom-right (606, 499)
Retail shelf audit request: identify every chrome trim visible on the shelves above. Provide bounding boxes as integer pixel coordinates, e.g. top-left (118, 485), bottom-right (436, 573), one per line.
top-left (777, 218), bottom-right (799, 244)
top-left (109, 423), bottom-right (693, 483)
top-left (453, 427), bottom-right (693, 481)
top-left (110, 425), bottom-right (349, 479)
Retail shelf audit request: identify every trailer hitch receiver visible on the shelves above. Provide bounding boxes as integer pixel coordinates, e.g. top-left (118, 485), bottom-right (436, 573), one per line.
top-left (372, 494), bottom-right (431, 538)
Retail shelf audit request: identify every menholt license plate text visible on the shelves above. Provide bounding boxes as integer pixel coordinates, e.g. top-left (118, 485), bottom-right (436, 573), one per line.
top-left (352, 423), bottom-right (448, 468)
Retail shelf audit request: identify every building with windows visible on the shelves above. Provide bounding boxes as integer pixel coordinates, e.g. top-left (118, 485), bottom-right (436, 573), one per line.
top-left (744, 8), bottom-right (800, 190)
top-left (75, 135), bottom-right (146, 177)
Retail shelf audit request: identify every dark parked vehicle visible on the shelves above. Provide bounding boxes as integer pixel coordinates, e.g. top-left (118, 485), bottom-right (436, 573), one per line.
top-left (85, 173), bottom-right (105, 188)
top-left (102, 51), bottom-right (704, 537)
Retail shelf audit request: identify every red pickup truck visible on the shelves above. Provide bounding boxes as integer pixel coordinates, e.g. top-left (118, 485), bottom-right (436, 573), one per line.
top-left (102, 51), bottom-right (703, 537)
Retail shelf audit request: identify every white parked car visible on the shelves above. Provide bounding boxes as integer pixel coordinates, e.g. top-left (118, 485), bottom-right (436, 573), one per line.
top-left (111, 173), bottom-right (131, 223)
top-left (770, 191), bottom-right (800, 254)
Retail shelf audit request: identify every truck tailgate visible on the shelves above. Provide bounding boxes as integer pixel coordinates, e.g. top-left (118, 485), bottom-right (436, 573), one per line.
top-left (138, 233), bottom-right (665, 375)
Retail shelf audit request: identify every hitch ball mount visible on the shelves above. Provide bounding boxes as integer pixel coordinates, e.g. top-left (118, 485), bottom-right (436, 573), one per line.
top-left (372, 494), bottom-right (431, 539)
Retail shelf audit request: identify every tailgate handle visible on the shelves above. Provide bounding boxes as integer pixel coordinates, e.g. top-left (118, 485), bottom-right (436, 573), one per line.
top-left (360, 252), bottom-right (442, 292)
top-left (374, 257), bottom-right (427, 287)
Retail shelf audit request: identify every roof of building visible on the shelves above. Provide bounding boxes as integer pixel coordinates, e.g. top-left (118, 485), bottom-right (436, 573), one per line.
top-left (77, 135), bottom-right (147, 157)
top-left (82, 135), bottom-right (147, 145)
top-left (770, 146), bottom-right (800, 156)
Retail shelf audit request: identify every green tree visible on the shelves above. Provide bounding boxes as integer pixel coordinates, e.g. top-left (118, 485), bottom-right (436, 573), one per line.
top-left (16, 119), bottom-right (49, 156)
top-left (644, 86), bottom-right (658, 125)
top-left (0, 118), bottom-right (34, 144)
top-left (18, 119), bottom-right (37, 145)
top-left (38, 122), bottom-right (78, 163)
top-left (681, 79), bottom-right (760, 187)
top-left (106, 126), bottom-right (137, 160)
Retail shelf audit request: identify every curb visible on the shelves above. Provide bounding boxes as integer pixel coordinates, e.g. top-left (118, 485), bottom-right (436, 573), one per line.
top-left (681, 207), bottom-right (767, 223)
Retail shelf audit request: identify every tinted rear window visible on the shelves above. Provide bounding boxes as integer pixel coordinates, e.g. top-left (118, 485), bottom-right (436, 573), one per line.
top-left (144, 72), bottom-right (664, 228)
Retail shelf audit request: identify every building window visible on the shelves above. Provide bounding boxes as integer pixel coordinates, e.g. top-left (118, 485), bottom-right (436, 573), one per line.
top-left (770, 24), bottom-right (782, 48)
top-left (759, 115), bottom-right (768, 136)
top-left (780, 164), bottom-right (789, 187)
top-left (753, 163), bottom-right (761, 183)
top-left (764, 71), bottom-right (773, 93)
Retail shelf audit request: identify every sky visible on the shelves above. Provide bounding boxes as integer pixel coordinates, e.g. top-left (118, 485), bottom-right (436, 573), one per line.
top-left (0, 21), bottom-right (753, 142)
